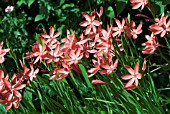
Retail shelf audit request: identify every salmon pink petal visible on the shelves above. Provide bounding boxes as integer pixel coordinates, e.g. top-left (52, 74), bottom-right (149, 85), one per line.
top-left (160, 30), bottom-right (166, 37)
top-left (41, 34), bottom-right (50, 38)
top-left (49, 26), bottom-right (54, 37)
top-left (3, 79), bottom-right (11, 88)
top-left (80, 21), bottom-right (90, 27)
top-left (91, 80), bottom-right (106, 85)
top-left (97, 6), bottom-right (103, 17)
top-left (142, 58), bottom-right (146, 72)
top-left (14, 90), bottom-right (22, 100)
top-left (134, 78), bottom-right (139, 86)
top-left (6, 103), bottom-right (12, 110)
top-left (0, 57), bottom-right (5, 63)
top-left (92, 25), bottom-right (96, 33)
top-left (85, 25), bottom-right (91, 35)
top-left (4, 48), bottom-right (10, 53)
top-left (125, 65), bottom-right (134, 75)
top-left (112, 31), bottom-right (119, 37)
top-left (134, 62), bottom-right (139, 74)
top-left (137, 73), bottom-right (142, 79)
top-left (112, 59), bottom-right (118, 70)
top-left (82, 12), bottom-right (91, 21)
top-left (137, 29), bottom-right (142, 34)
top-left (15, 84), bottom-right (26, 90)
top-left (167, 19), bottom-right (170, 26)
top-left (114, 18), bottom-right (122, 28)
top-left (124, 84), bottom-right (137, 90)
top-left (53, 32), bottom-right (60, 38)
top-left (125, 78), bottom-right (135, 88)
top-left (0, 70), bottom-right (4, 79)
top-left (13, 102), bottom-right (19, 108)
top-left (132, 4), bottom-right (141, 9)
top-left (92, 20), bottom-right (101, 26)
top-left (49, 75), bottom-right (56, 80)
top-left (121, 74), bottom-right (134, 80)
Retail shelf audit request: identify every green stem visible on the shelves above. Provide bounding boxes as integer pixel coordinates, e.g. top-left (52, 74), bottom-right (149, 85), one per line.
top-left (87, 0), bottom-right (92, 11)
top-left (158, 88), bottom-right (170, 91)
top-left (157, 48), bottom-right (170, 63)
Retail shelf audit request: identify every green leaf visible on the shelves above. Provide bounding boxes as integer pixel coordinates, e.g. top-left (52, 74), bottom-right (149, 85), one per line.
top-left (0, 104), bottom-right (7, 114)
top-left (34, 14), bottom-right (45, 22)
top-left (106, 6), bottom-right (115, 18)
top-left (59, 0), bottom-right (65, 6)
top-left (28, 0), bottom-right (35, 8)
top-left (162, 0), bottom-right (170, 5)
top-left (58, 16), bottom-right (66, 22)
top-left (62, 3), bottom-right (75, 9)
top-left (78, 64), bottom-right (92, 88)
top-left (55, 9), bottom-right (62, 16)
top-left (152, 2), bottom-right (165, 16)
top-left (116, 0), bottom-right (128, 15)
top-left (17, 0), bottom-right (27, 7)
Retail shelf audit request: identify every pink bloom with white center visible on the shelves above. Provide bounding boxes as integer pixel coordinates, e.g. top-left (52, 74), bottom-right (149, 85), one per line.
top-left (121, 62), bottom-right (142, 90)
top-left (5, 6), bottom-right (14, 13)
top-left (112, 18), bottom-right (125, 37)
top-left (80, 12), bottom-right (102, 35)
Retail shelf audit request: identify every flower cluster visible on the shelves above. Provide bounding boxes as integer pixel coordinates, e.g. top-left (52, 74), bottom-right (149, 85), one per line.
top-left (1, 1), bottom-right (170, 110)
top-left (141, 13), bottom-right (170, 54)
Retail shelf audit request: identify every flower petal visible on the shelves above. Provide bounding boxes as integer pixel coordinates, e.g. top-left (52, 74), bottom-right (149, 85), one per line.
top-left (121, 74), bottom-right (134, 80)
top-left (125, 65), bottom-right (134, 75)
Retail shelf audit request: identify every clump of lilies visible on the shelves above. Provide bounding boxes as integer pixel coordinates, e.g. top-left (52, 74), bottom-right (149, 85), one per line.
top-left (0, 0), bottom-right (169, 110)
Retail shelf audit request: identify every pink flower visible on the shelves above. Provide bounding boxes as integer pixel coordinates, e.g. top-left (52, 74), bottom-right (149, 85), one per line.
top-left (49, 67), bottom-right (70, 80)
top-left (112, 18), bottom-right (125, 37)
top-left (41, 26), bottom-right (60, 44)
top-left (149, 13), bottom-right (170, 37)
top-left (100, 59), bottom-right (118, 75)
top-left (0, 42), bottom-right (10, 63)
top-left (88, 58), bottom-right (101, 78)
top-left (124, 20), bottom-right (143, 39)
top-left (62, 48), bottom-right (83, 66)
top-left (5, 6), bottom-right (14, 13)
top-left (121, 62), bottom-right (142, 90)
top-left (25, 42), bottom-right (48, 64)
top-left (1, 74), bottom-right (26, 110)
top-left (80, 12), bottom-right (102, 35)
top-left (130, 0), bottom-right (148, 10)
top-left (19, 60), bottom-right (39, 84)
top-left (142, 34), bottom-right (159, 54)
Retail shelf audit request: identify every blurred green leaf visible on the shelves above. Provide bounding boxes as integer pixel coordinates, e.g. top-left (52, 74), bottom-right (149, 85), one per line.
top-left (17, 0), bottom-right (27, 7)
top-left (106, 6), bottom-right (115, 18)
top-left (28, 0), bottom-right (35, 8)
top-left (59, 0), bottom-right (65, 6)
top-left (55, 9), bottom-right (62, 16)
top-left (58, 16), bottom-right (66, 22)
top-left (62, 3), bottom-right (75, 9)
top-left (116, 0), bottom-right (128, 15)
top-left (35, 14), bottom-right (45, 22)
top-left (152, 2), bottom-right (165, 16)
top-left (162, 0), bottom-right (170, 5)
top-left (78, 64), bottom-right (92, 88)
